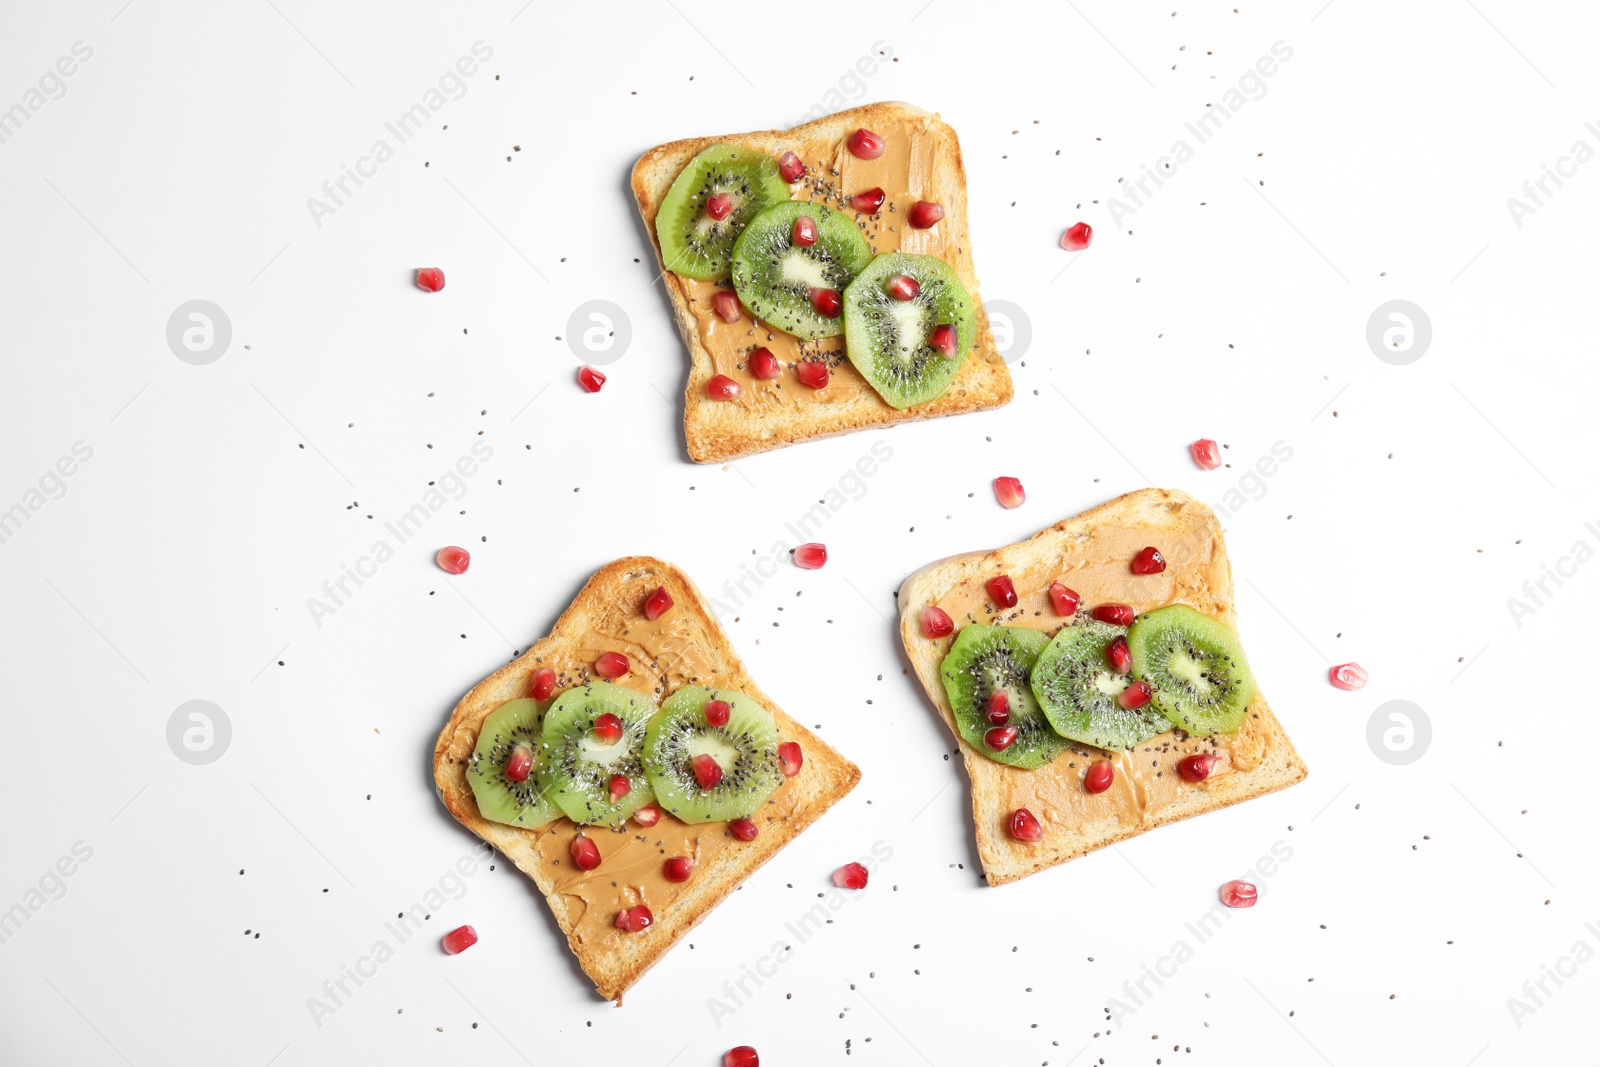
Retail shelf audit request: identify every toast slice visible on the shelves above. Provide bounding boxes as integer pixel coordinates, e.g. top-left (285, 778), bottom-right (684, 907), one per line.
top-left (631, 100), bottom-right (1013, 463)
top-left (897, 489), bottom-right (1307, 886)
top-left (433, 557), bottom-right (861, 1001)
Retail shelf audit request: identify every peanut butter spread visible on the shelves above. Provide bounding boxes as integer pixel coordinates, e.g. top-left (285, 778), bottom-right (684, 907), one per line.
top-left (676, 118), bottom-right (952, 411)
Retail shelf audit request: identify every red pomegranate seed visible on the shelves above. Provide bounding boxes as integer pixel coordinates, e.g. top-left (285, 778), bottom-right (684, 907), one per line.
top-left (748, 347), bottom-right (781, 379)
top-left (1009, 807), bottom-right (1043, 843)
top-left (1048, 582), bottom-right (1080, 616)
top-left (1084, 759), bottom-right (1115, 794)
top-left (833, 861), bottom-right (869, 889)
top-left (885, 273), bottom-right (920, 301)
top-left (986, 574), bottom-right (1018, 609)
top-left (1117, 680), bottom-right (1153, 710)
top-left (592, 712), bottom-right (624, 745)
top-left (644, 585), bottom-right (673, 620)
top-left (1059, 221), bottom-right (1093, 251)
top-left (664, 856), bottom-right (694, 882)
top-left (985, 690), bottom-right (1010, 725)
top-left (847, 127), bottom-right (885, 159)
top-left (851, 187), bottom-right (886, 213)
top-left (792, 214), bottom-right (817, 247)
top-left (794, 542), bottom-right (828, 569)
top-left (928, 323), bottom-right (958, 357)
top-left (707, 374), bottom-right (742, 400)
top-left (441, 924), bottom-right (477, 954)
top-left (1219, 880), bottom-right (1258, 909)
top-left (609, 774), bottom-right (631, 802)
top-left (1329, 662), bottom-right (1368, 690)
top-left (435, 546), bottom-right (470, 574)
top-left (778, 151), bottom-right (806, 182)
top-left (632, 804), bottom-right (661, 828)
top-left (706, 192), bottom-right (735, 221)
top-left (724, 1046), bottom-right (760, 1067)
top-left (920, 604), bottom-right (954, 637)
top-left (1131, 546), bottom-right (1167, 574)
top-left (692, 753), bottom-right (723, 790)
top-left (1190, 438), bottom-right (1221, 470)
top-left (993, 476), bottom-right (1025, 509)
top-left (712, 290), bottom-right (742, 323)
top-left (529, 667), bottom-right (555, 700)
top-left (504, 744), bottom-right (534, 783)
top-left (729, 817), bottom-right (759, 841)
top-left (1093, 603), bottom-right (1135, 626)
top-left (595, 652), bottom-right (629, 679)
top-left (809, 286), bottom-right (842, 317)
top-left (704, 698), bottom-right (731, 727)
top-left (578, 365), bottom-right (606, 392)
top-left (779, 741), bottom-right (803, 777)
top-left (1105, 636), bottom-right (1132, 674)
top-left (415, 267), bottom-right (445, 292)
top-left (570, 835), bottom-right (601, 871)
top-left (984, 725), bottom-right (1019, 751)
top-left (796, 359), bottom-right (830, 388)
top-left (908, 200), bottom-right (944, 228)
top-left (614, 904), bottom-right (654, 931)
top-left (1178, 753), bottom-right (1216, 782)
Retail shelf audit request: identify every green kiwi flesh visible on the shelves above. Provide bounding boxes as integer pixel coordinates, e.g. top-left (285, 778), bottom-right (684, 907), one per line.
top-left (467, 698), bottom-right (560, 829)
top-left (731, 201), bottom-right (873, 339)
top-left (1128, 604), bottom-right (1256, 735)
top-left (643, 685), bottom-right (782, 824)
top-left (657, 144), bottom-right (792, 280)
top-left (842, 252), bottom-right (976, 409)
top-left (939, 625), bottom-right (1069, 770)
top-left (1031, 621), bottom-right (1171, 750)
top-left (535, 681), bottom-right (656, 827)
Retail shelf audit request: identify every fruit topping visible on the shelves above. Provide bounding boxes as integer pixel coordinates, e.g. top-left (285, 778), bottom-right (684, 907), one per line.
top-left (1131, 546), bottom-right (1167, 574)
top-left (729, 817), bottom-right (759, 841)
top-left (794, 543), bottom-right (828, 569)
top-left (777, 151), bottom-right (806, 182)
top-left (664, 856), bottom-right (694, 882)
top-left (644, 586), bottom-right (673, 620)
top-left (927, 323), bottom-right (959, 358)
top-left (993, 476), bottom-right (1025, 509)
top-left (1084, 759), bottom-right (1115, 794)
top-left (608, 774), bottom-right (631, 801)
top-left (1329, 662), bottom-right (1368, 690)
top-left (724, 1047), bottom-right (760, 1067)
top-left (1009, 807), bottom-right (1043, 842)
top-left (791, 214), bottom-right (818, 247)
top-left (707, 374), bottom-right (742, 400)
top-left (441, 925), bottom-right (477, 953)
top-left (985, 689), bottom-right (1011, 724)
top-left (1105, 635), bottom-right (1132, 674)
top-left (594, 652), bottom-right (629, 679)
top-left (1177, 753), bottom-right (1216, 782)
top-left (984, 725), bottom-right (1019, 750)
top-left (847, 128), bottom-right (885, 159)
top-left (1031, 622), bottom-right (1169, 750)
top-left (732, 201), bottom-right (871, 339)
top-left (1219, 880), bottom-right (1257, 908)
top-left (833, 862), bottom-right (869, 889)
top-left (842, 252), bottom-right (975, 407)
top-left (706, 192), bottom-right (735, 221)
top-left (436, 546), bottom-right (470, 574)
top-left (712, 290), bottom-right (743, 323)
top-left (578, 365), bottom-right (606, 392)
top-left (1059, 222), bottom-right (1093, 251)
top-left (503, 744), bottom-right (534, 784)
top-left (643, 686), bottom-right (783, 824)
top-left (809, 286), bottom-right (843, 317)
top-left (657, 144), bottom-right (791, 279)
top-left (908, 200), bottom-right (944, 228)
top-left (1128, 604), bottom-right (1255, 734)
top-left (986, 575), bottom-right (1017, 608)
top-left (415, 267), bottom-right (445, 292)
top-left (536, 683), bottom-right (656, 827)
top-left (570, 835), bottom-right (601, 871)
top-left (939, 625), bottom-right (1069, 769)
top-left (704, 698), bottom-right (731, 727)
top-left (1048, 582), bottom-right (1080, 617)
top-left (466, 699), bottom-right (558, 829)
top-left (885, 273), bottom-right (920, 301)
top-left (921, 605), bottom-right (955, 637)
top-left (795, 360), bottom-right (830, 388)
top-left (1191, 438), bottom-right (1221, 470)
top-left (1093, 603), bottom-right (1134, 627)
top-left (749, 347), bottom-right (781, 379)
top-left (1117, 680), bottom-right (1153, 710)
top-left (614, 904), bottom-right (653, 931)
top-left (851, 187), bottom-right (887, 213)
top-left (530, 667), bottom-right (556, 700)
top-left (632, 804), bottom-right (661, 828)
top-left (779, 741), bottom-right (803, 777)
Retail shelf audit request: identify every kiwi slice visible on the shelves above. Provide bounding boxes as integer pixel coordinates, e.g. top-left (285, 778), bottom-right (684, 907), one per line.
top-left (466, 698), bottom-right (559, 829)
top-left (643, 685), bottom-right (783, 824)
top-left (939, 625), bottom-right (1069, 769)
top-left (842, 253), bottom-right (977, 409)
top-left (534, 681), bottom-right (656, 827)
top-left (1031, 621), bottom-right (1171, 750)
top-left (1128, 605), bottom-right (1256, 735)
top-left (731, 201), bottom-right (873, 339)
top-left (657, 144), bottom-right (792, 280)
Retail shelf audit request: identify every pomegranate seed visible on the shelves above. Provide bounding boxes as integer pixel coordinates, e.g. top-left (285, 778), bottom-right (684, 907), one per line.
top-left (707, 374), bottom-right (742, 400)
top-left (794, 542), bottom-right (828, 569)
top-left (808, 286), bottom-right (842, 317)
top-left (792, 214), bottom-right (818, 247)
top-left (1009, 807), bottom-right (1043, 843)
top-left (592, 713), bottom-right (624, 745)
top-left (724, 1047), bottom-right (760, 1067)
top-left (1084, 759), bottom-right (1115, 794)
top-left (984, 725), bottom-right (1019, 751)
top-left (664, 856), bottom-right (694, 882)
top-left (1093, 603), bottom-right (1134, 627)
top-left (614, 904), bottom-right (654, 931)
top-left (441, 924), bottom-right (477, 954)
top-left (779, 741), bottom-right (803, 777)
top-left (847, 127), bottom-right (885, 159)
top-left (796, 359), bottom-right (830, 388)
top-left (833, 862), bottom-right (869, 889)
top-left (609, 774), bottom-right (631, 802)
top-left (885, 273), bottom-right (920, 301)
top-left (435, 546), bottom-right (470, 574)
top-left (1219, 880), bottom-right (1258, 909)
top-left (570, 835), bottom-right (601, 871)
top-left (1105, 636), bottom-right (1132, 674)
top-left (644, 585), bottom-right (673, 620)
top-left (1329, 662), bottom-right (1368, 690)
top-left (704, 698), bottom-right (731, 727)
top-left (851, 187), bottom-right (886, 213)
top-left (748, 347), bottom-right (781, 380)
top-left (1049, 582), bottom-right (1080, 616)
top-left (529, 666), bottom-right (555, 700)
top-left (578, 365), bottom-right (606, 392)
top-left (928, 323), bottom-right (958, 357)
top-left (920, 604), bottom-right (954, 637)
top-left (908, 200), bottom-right (945, 228)
top-left (692, 753), bottom-right (723, 790)
top-left (706, 192), bottom-right (735, 221)
top-left (1117, 680), bottom-right (1153, 710)
top-left (504, 744), bottom-right (534, 783)
top-left (594, 652), bottom-right (629, 679)
top-left (778, 151), bottom-right (806, 182)
top-left (712, 290), bottom-right (742, 323)
top-left (729, 817), bottom-right (759, 841)
top-left (1059, 221), bottom-right (1093, 251)
top-left (633, 804), bottom-right (661, 828)
top-left (415, 267), bottom-right (445, 292)
top-left (1178, 753), bottom-right (1216, 782)
top-left (993, 476), bottom-right (1025, 509)
top-left (986, 574), bottom-right (1018, 609)
top-left (985, 690), bottom-right (1010, 725)
top-left (1190, 438), bottom-right (1221, 470)
top-left (1131, 546), bottom-right (1167, 574)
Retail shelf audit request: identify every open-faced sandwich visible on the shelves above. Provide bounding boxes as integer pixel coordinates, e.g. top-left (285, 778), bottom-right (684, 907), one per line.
top-left (897, 489), bottom-right (1307, 886)
top-left (631, 100), bottom-right (1013, 463)
top-left (433, 557), bottom-right (860, 1001)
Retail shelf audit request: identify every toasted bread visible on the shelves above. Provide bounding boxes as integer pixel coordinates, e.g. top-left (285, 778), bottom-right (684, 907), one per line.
top-left (897, 489), bottom-right (1307, 886)
top-left (433, 557), bottom-right (861, 1001)
top-left (631, 100), bottom-right (1013, 463)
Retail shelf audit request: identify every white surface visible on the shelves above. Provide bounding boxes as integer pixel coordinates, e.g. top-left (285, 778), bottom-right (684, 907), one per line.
top-left (1, 1), bottom-right (1594, 1064)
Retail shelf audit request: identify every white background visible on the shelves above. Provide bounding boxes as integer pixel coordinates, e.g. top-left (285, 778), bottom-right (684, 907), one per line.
top-left (2, 1), bottom-right (1595, 1064)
